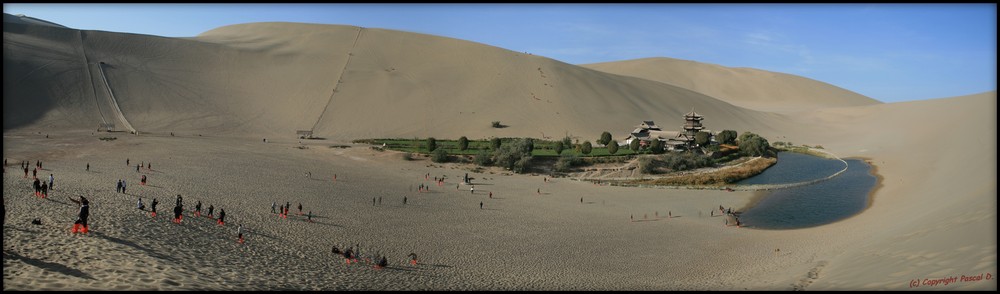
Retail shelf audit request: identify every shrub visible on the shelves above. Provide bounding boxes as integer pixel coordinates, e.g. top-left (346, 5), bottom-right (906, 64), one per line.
top-left (607, 141), bottom-right (619, 155)
top-left (581, 141), bottom-right (593, 155)
top-left (493, 138), bottom-right (534, 173)
top-left (431, 148), bottom-right (449, 163)
top-left (474, 149), bottom-right (493, 166)
top-left (458, 136), bottom-right (469, 151)
top-left (491, 137), bottom-right (502, 150)
top-left (513, 155), bottom-right (532, 173)
top-left (638, 156), bottom-right (656, 174)
top-left (491, 121), bottom-right (505, 128)
top-left (554, 154), bottom-right (583, 172)
top-left (629, 139), bottom-right (640, 152)
top-left (554, 141), bottom-right (564, 155)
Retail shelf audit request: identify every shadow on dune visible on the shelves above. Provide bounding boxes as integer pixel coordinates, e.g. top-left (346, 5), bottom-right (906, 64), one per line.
top-left (4, 249), bottom-right (96, 280)
top-left (91, 231), bottom-right (178, 263)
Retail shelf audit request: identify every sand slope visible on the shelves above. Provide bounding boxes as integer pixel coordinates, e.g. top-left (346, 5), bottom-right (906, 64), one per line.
top-left (582, 57), bottom-right (882, 112)
top-left (5, 20), bottom-right (783, 142)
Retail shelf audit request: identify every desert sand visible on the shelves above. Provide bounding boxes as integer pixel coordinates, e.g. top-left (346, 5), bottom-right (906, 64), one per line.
top-left (3, 15), bottom-right (995, 290)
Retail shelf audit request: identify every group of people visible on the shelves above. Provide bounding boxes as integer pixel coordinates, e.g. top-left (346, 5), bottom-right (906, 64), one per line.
top-left (272, 201), bottom-right (312, 222)
top-left (331, 244), bottom-right (393, 269)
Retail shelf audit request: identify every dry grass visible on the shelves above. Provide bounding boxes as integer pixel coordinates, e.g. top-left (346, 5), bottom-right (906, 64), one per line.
top-left (630, 156), bottom-right (777, 186)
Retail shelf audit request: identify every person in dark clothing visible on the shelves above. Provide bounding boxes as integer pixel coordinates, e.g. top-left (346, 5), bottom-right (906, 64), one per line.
top-left (69, 196), bottom-right (90, 234)
top-left (195, 201), bottom-right (202, 217)
top-left (86, 163), bottom-right (90, 171)
top-left (150, 198), bottom-right (159, 217)
top-left (173, 203), bottom-right (183, 224)
top-left (218, 209), bottom-right (226, 225)
top-left (298, 203), bottom-right (302, 215)
top-left (40, 182), bottom-right (48, 198)
top-left (176, 194), bottom-right (183, 208)
top-left (33, 178), bottom-right (41, 197)
top-left (207, 204), bottom-right (215, 218)
top-left (332, 245), bottom-right (341, 255)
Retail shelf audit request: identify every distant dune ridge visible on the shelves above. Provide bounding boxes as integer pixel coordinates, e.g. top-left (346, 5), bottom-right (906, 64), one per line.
top-left (582, 57), bottom-right (882, 112)
top-left (3, 14), bottom-right (995, 290)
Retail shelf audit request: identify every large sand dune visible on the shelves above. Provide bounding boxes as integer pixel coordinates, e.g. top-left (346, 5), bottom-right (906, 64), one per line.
top-left (3, 15), bottom-right (995, 290)
top-left (5, 20), bottom-right (784, 142)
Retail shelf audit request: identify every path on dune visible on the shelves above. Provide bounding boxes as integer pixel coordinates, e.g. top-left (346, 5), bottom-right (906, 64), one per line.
top-left (311, 26), bottom-right (364, 133)
top-left (95, 61), bottom-right (136, 134)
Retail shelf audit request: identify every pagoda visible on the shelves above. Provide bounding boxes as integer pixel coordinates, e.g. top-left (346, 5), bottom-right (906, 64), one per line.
top-left (681, 108), bottom-right (705, 148)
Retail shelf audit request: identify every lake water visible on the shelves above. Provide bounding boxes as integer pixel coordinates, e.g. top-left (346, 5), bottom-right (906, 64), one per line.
top-left (737, 152), bottom-right (877, 230)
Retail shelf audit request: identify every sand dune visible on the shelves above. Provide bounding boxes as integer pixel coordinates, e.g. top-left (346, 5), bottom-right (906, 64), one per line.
top-left (3, 15), bottom-right (995, 290)
top-left (582, 57), bottom-right (882, 112)
top-left (5, 20), bottom-right (783, 142)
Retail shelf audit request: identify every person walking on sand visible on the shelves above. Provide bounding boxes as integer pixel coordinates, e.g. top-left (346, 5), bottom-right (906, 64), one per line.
top-left (307, 211), bottom-right (313, 223)
top-left (218, 209), bottom-right (226, 225)
top-left (127, 158), bottom-right (129, 166)
top-left (272, 201), bottom-right (276, 214)
top-left (173, 202), bottom-right (183, 224)
top-left (41, 182), bottom-right (48, 198)
top-left (195, 201), bottom-right (202, 217)
top-left (49, 174), bottom-right (54, 190)
top-left (32, 167), bottom-right (37, 179)
top-left (24, 165), bottom-right (29, 178)
top-left (150, 198), bottom-right (159, 217)
top-left (116, 179), bottom-right (122, 193)
top-left (489, 192), bottom-right (492, 199)
top-left (480, 202), bottom-right (483, 209)
top-left (403, 196), bottom-right (407, 205)
top-left (298, 203), bottom-right (303, 216)
top-left (33, 178), bottom-right (41, 197)
top-left (470, 185), bottom-right (474, 194)
top-left (237, 224), bottom-right (245, 243)
top-left (69, 196), bottom-right (91, 234)
top-left (208, 204), bottom-right (214, 218)
top-left (121, 180), bottom-right (127, 194)
top-left (137, 198), bottom-right (145, 211)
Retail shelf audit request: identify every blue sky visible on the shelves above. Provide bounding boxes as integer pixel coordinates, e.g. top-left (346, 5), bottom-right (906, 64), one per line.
top-left (4, 3), bottom-right (996, 103)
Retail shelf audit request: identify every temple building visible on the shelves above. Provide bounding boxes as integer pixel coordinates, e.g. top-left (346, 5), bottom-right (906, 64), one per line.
top-left (620, 109), bottom-right (713, 151)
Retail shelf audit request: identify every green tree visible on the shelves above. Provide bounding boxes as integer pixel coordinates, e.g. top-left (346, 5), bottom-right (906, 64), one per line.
top-left (607, 141), bottom-right (619, 155)
top-left (630, 139), bottom-right (641, 152)
top-left (739, 136), bottom-right (770, 157)
top-left (554, 141), bottom-right (564, 155)
top-left (649, 139), bottom-right (664, 154)
top-left (695, 131), bottom-right (712, 147)
top-left (427, 137), bottom-right (437, 152)
top-left (717, 130), bottom-right (738, 145)
top-left (738, 132), bottom-right (759, 145)
top-left (598, 131), bottom-right (612, 146)
top-left (491, 137), bottom-right (502, 150)
top-left (581, 141), bottom-right (593, 155)
top-left (492, 138), bottom-right (534, 173)
top-left (562, 136), bottom-right (573, 149)
top-left (474, 148), bottom-right (493, 166)
top-left (458, 136), bottom-right (469, 151)
top-left (431, 148), bottom-right (449, 163)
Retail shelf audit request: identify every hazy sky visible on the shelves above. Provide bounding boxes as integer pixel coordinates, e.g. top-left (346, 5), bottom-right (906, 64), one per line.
top-left (4, 3), bottom-right (996, 103)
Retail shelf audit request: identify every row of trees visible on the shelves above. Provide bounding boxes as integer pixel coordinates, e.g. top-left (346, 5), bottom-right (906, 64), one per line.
top-left (421, 128), bottom-right (769, 166)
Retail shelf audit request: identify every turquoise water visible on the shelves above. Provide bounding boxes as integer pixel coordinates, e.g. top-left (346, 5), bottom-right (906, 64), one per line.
top-left (737, 152), bottom-right (877, 230)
